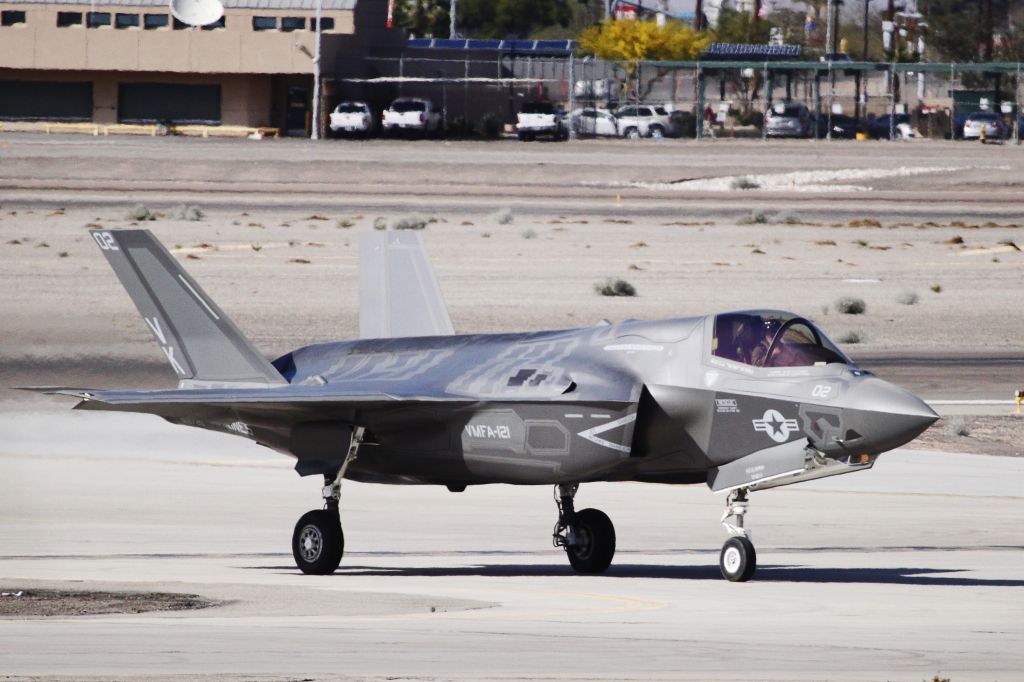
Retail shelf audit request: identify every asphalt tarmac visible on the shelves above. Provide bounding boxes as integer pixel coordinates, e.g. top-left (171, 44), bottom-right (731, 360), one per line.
top-left (1, 411), bottom-right (1023, 681)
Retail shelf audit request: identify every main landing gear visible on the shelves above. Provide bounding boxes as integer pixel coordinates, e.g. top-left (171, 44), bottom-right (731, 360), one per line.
top-left (292, 427), bottom-right (364, 575)
top-left (552, 483), bottom-right (616, 574)
top-left (719, 488), bottom-right (756, 582)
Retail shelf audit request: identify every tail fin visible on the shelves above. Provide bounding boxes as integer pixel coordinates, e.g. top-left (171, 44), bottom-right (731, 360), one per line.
top-left (359, 231), bottom-right (454, 339)
top-left (89, 229), bottom-right (286, 388)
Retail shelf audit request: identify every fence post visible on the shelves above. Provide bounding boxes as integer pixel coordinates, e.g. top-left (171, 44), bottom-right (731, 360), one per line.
top-left (762, 63), bottom-right (770, 142)
top-left (568, 52), bottom-right (576, 140)
top-left (814, 71), bottom-right (821, 141)
top-left (1016, 62), bottom-right (1021, 145)
top-left (696, 67), bottom-right (705, 139)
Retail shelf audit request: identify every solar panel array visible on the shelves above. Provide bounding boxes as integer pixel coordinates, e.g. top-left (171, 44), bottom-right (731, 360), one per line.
top-left (700, 43), bottom-right (802, 60)
top-left (406, 38), bottom-right (577, 54)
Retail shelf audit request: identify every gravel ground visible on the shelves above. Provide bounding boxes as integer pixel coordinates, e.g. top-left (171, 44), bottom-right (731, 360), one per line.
top-left (0, 589), bottom-right (216, 617)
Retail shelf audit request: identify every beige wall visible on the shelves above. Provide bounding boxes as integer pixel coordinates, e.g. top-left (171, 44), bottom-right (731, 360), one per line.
top-left (0, 5), bottom-right (354, 74)
top-left (0, 68), bottom-right (280, 125)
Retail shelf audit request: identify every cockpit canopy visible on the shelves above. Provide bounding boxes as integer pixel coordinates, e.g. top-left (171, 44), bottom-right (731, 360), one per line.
top-left (712, 311), bottom-right (852, 368)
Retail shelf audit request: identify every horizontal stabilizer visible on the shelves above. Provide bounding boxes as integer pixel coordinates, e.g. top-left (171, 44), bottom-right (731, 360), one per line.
top-left (359, 231), bottom-right (454, 339)
top-left (89, 229), bottom-right (285, 388)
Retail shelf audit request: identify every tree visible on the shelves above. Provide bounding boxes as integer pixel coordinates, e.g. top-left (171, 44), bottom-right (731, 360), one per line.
top-left (578, 18), bottom-right (712, 63)
top-left (459, 0), bottom-right (572, 39)
top-left (391, 0), bottom-right (449, 38)
top-left (713, 7), bottom-right (772, 44)
top-left (578, 19), bottom-right (713, 101)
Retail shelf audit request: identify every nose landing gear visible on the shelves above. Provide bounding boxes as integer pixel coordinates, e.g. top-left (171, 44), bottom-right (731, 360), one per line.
top-left (552, 483), bottom-right (616, 574)
top-left (719, 488), bottom-right (756, 582)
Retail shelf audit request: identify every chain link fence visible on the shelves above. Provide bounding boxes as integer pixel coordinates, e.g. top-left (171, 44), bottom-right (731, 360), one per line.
top-left (327, 52), bottom-right (1024, 142)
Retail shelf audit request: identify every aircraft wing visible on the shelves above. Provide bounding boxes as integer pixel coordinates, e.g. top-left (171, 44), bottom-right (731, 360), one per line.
top-left (41, 386), bottom-right (633, 422)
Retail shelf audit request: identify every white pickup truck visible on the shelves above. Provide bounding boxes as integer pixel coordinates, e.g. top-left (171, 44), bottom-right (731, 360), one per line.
top-left (382, 97), bottom-right (442, 138)
top-left (516, 101), bottom-right (568, 141)
top-left (329, 101), bottom-right (376, 137)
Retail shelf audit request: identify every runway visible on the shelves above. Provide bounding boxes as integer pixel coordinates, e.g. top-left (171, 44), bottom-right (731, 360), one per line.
top-left (1, 412), bottom-right (1022, 681)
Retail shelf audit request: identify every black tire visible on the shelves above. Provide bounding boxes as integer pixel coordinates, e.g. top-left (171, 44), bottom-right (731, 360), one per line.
top-left (648, 124), bottom-right (664, 138)
top-left (292, 509), bottom-right (343, 575)
top-left (566, 508), bottom-right (616, 574)
top-left (517, 131), bottom-right (527, 141)
top-left (623, 127), bottom-right (640, 140)
top-left (719, 536), bottom-right (756, 582)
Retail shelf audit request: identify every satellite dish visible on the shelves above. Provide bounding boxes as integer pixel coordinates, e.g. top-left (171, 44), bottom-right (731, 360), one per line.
top-left (170, 0), bottom-right (224, 26)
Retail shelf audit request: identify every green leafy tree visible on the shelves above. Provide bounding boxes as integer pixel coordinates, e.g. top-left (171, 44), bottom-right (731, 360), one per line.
top-left (714, 7), bottom-right (772, 44)
top-left (459, 0), bottom-right (572, 39)
top-left (392, 0), bottom-right (449, 38)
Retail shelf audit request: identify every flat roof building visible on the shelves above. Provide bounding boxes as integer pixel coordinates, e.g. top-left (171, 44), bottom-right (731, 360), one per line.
top-left (0, 0), bottom-right (398, 134)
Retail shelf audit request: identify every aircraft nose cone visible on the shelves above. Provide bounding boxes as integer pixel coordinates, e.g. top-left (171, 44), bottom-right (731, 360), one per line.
top-left (842, 377), bottom-right (939, 454)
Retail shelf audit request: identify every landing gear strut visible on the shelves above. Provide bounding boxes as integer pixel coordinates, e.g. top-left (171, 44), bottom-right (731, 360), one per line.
top-left (719, 488), bottom-right (756, 582)
top-left (552, 483), bottom-right (616, 574)
top-left (292, 426), bottom-right (364, 575)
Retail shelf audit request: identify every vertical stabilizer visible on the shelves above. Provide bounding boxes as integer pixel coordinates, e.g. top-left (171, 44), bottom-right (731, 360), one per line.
top-left (359, 231), bottom-right (454, 339)
top-left (89, 229), bottom-right (286, 388)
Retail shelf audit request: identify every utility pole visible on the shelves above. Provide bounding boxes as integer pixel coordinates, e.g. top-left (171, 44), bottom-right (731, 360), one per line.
top-left (984, 0), bottom-right (994, 62)
top-left (825, 0), bottom-right (833, 56)
top-left (450, 0), bottom-right (457, 39)
top-left (311, 0), bottom-right (322, 139)
top-left (694, 0), bottom-right (703, 31)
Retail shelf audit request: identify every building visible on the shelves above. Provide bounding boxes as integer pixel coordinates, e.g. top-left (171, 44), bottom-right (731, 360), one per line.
top-left (0, 0), bottom-right (401, 134)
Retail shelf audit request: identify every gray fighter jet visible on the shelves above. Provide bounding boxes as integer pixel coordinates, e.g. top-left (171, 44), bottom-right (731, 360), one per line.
top-left (39, 229), bottom-right (938, 582)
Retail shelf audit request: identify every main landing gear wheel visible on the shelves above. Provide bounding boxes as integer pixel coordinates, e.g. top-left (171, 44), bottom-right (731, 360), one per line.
top-left (719, 488), bottom-right (757, 582)
top-left (292, 426), bottom-right (364, 576)
top-left (553, 484), bottom-right (616, 574)
top-left (720, 536), bottom-right (756, 582)
top-left (292, 509), bottom-right (343, 575)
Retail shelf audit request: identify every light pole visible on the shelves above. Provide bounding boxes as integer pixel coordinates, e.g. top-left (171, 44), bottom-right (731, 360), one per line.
top-left (311, 0), bottom-right (323, 139)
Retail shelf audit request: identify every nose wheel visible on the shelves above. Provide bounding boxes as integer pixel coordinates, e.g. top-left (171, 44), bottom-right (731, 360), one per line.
top-left (719, 488), bottom-right (757, 582)
top-left (552, 484), bottom-right (616, 574)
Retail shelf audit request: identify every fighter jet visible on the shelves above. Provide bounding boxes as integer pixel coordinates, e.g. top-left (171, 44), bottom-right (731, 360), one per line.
top-left (38, 229), bottom-right (938, 581)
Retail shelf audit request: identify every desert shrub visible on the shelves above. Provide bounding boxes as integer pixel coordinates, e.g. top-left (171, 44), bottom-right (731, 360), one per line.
top-left (479, 114), bottom-right (501, 139)
top-left (838, 331), bottom-right (863, 344)
top-left (897, 291), bottom-right (919, 305)
top-left (337, 218), bottom-right (355, 228)
top-left (739, 209), bottom-right (769, 224)
top-left (594, 278), bottom-right (637, 297)
top-left (730, 176), bottom-right (760, 190)
top-left (835, 296), bottom-right (866, 314)
top-left (930, 284), bottom-right (942, 293)
top-left (391, 215), bottom-right (427, 231)
top-left (173, 204), bottom-right (204, 221)
top-left (372, 217), bottom-right (387, 231)
top-left (948, 417), bottom-right (970, 437)
top-left (774, 211), bottom-right (801, 224)
top-left (490, 207), bottom-right (514, 225)
top-left (520, 228), bottom-right (537, 239)
top-left (126, 203), bottom-right (155, 221)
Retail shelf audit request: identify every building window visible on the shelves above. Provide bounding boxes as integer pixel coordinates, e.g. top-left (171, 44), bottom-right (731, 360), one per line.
top-left (115, 13), bottom-right (139, 28)
top-left (144, 14), bottom-right (168, 29)
top-left (1, 10), bottom-right (27, 26)
top-left (312, 17), bottom-right (334, 31)
top-left (252, 16), bottom-right (276, 31)
top-left (200, 15), bottom-right (225, 30)
top-left (280, 17), bottom-right (305, 31)
top-left (57, 11), bottom-right (83, 27)
top-left (86, 12), bottom-right (111, 27)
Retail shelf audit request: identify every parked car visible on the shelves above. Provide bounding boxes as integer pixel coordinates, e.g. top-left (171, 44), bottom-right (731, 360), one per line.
top-left (867, 114), bottom-right (913, 139)
top-left (381, 97), bottom-right (442, 137)
top-left (764, 103), bottom-right (812, 138)
top-left (613, 105), bottom-right (672, 139)
top-left (329, 101), bottom-right (376, 137)
top-left (963, 111), bottom-right (1008, 140)
top-left (516, 101), bottom-right (568, 141)
top-left (570, 108), bottom-right (619, 137)
top-left (814, 113), bottom-right (865, 139)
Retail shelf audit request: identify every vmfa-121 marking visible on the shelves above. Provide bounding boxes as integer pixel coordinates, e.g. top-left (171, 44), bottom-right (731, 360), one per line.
top-left (37, 229), bottom-right (938, 582)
